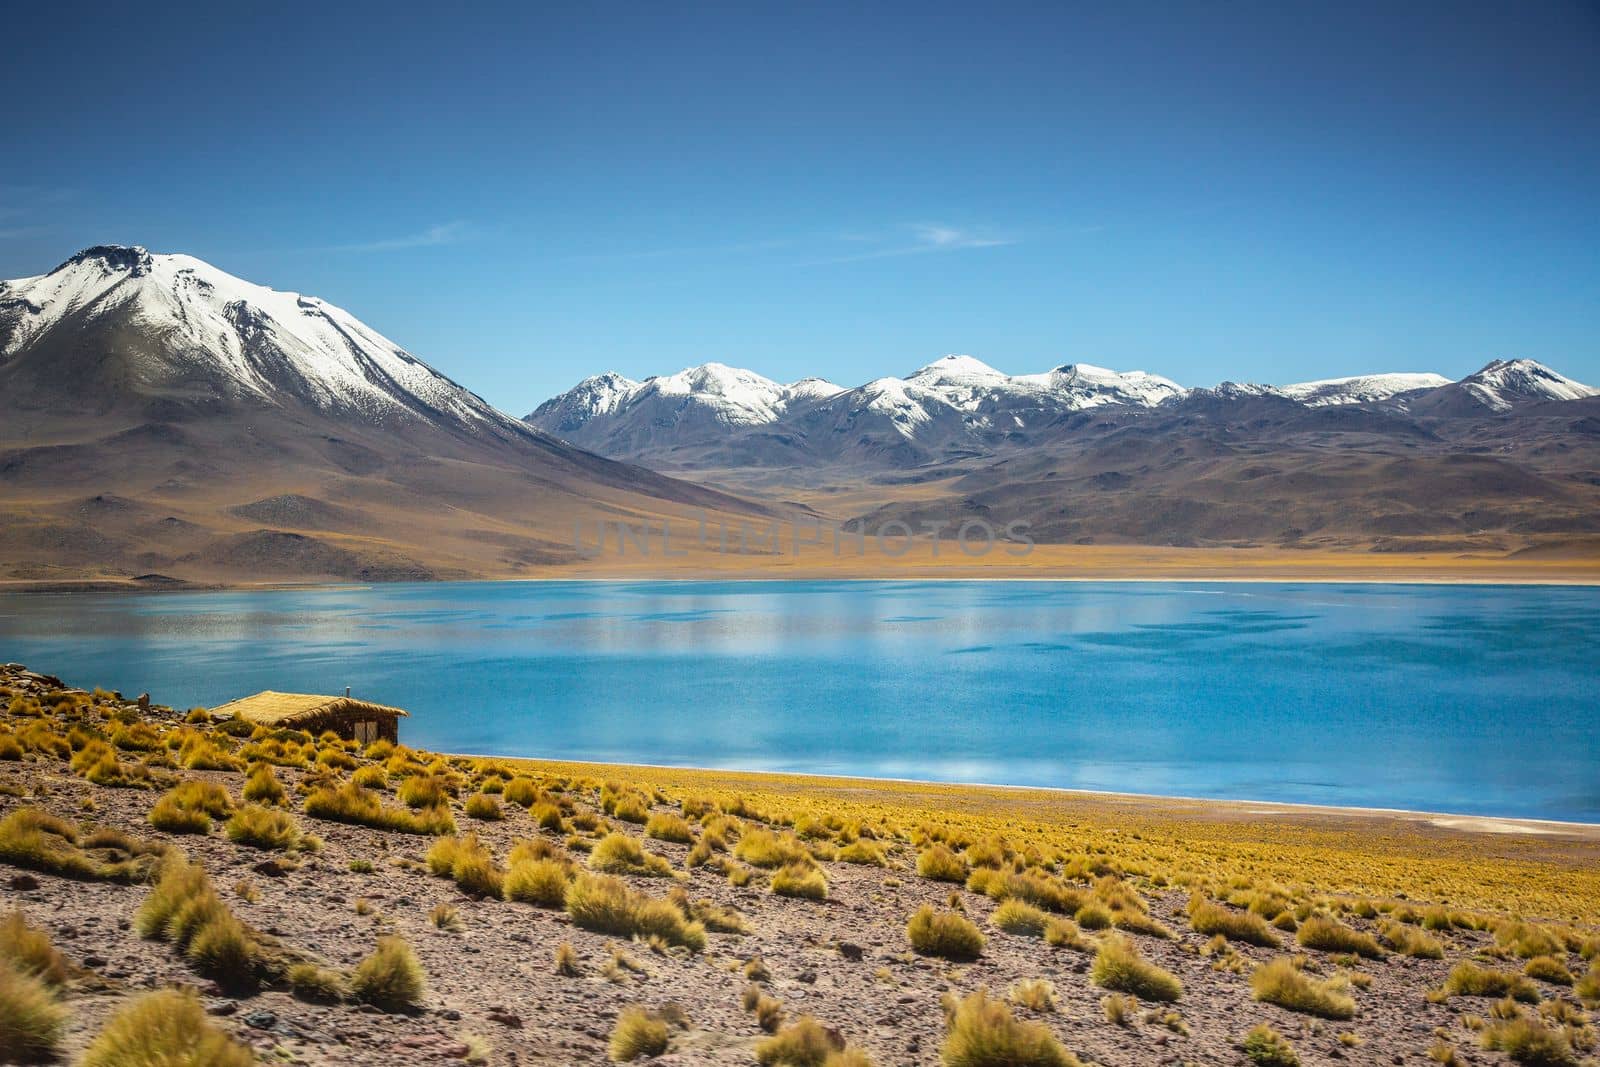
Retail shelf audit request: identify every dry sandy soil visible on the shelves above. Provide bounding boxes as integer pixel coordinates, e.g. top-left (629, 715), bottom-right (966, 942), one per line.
top-left (1, 665), bottom-right (1597, 1066)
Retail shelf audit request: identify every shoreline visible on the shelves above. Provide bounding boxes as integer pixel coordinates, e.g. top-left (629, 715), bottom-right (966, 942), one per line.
top-left (5, 571), bottom-right (1600, 594)
top-left (457, 751), bottom-right (1600, 840)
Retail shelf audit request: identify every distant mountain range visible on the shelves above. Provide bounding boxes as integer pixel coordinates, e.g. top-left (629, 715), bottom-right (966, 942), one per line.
top-left (530, 355), bottom-right (1600, 554)
top-left (529, 355), bottom-right (1596, 473)
top-left (0, 246), bottom-right (762, 584)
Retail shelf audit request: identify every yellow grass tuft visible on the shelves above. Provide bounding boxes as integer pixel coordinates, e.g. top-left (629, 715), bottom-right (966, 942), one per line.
top-left (1241, 1022), bottom-right (1300, 1066)
top-left (504, 857), bottom-right (572, 908)
top-left (590, 832), bottom-right (675, 878)
top-left (1089, 933), bottom-right (1181, 1002)
top-left (224, 804), bottom-right (306, 851)
top-left (349, 935), bottom-right (426, 1013)
top-left (1189, 899), bottom-right (1280, 947)
top-left (941, 988), bottom-right (1082, 1067)
top-left (1441, 961), bottom-right (1542, 1003)
top-left (565, 873), bottom-right (707, 952)
top-left (1249, 957), bottom-right (1356, 1019)
top-left (1296, 915), bottom-right (1383, 958)
top-left (80, 988), bottom-right (253, 1067)
top-left (1008, 978), bottom-right (1057, 1013)
top-left (0, 911), bottom-right (67, 986)
top-left (0, 961), bottom-right (67, 1062)
top-left (771, 862), bottom-right (828, 901)
top-left (907, 904), bottom-right (985, 961)
top-left (917, 843), bottom-right (969, 883)
top-left (609, 1006), bottom-right (670, 1062)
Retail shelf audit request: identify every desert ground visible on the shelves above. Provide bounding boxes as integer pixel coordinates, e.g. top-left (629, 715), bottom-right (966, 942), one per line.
top-left (1, 663), bottom-right (1597, 1066)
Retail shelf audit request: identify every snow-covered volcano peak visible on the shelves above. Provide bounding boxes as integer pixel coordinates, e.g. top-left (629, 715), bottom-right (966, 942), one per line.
top-left (0, 247), bottom-right (524, 436)
top-left (907, 354), bottom-right (1006, 384)
top-left (1459, 359), bottom-right (1597, 410)
top-left (1027, 362), bottom-right (1187, 407)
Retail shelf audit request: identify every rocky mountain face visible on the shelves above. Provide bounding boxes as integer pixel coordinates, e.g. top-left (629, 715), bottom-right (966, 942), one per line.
top-left (0, 247), bottom-right (766, 584)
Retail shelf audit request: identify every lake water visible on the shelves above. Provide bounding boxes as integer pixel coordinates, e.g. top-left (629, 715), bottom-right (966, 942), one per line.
top-left (1, 580), bottom-right (1596, 822)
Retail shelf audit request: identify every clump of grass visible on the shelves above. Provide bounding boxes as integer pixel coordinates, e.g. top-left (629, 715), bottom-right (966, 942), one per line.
top-left (1523, 956), bottom-right (1574, 986)
top-left (1442, 961), bottom-right (1542, 1003)
top-left (0, 961), bottom-right (67, 1061)
top-left (135, 855), bottom-right (263, 991)
top-left (224, 804), bottom-right (306, 851)
top-left (1089, 933), bottom-right (1181, 1002)
top-left (1379, 919), bottom-right (1444, 959)
top-left (349, 935), bottom-right (425, 1012)
top-left (609, 1006), bottom-right (670, 1061)
top-left (907, 904), bottom-right (985, 961)
top-left (1009, 978), bottom-right (1057, 1013)
top-left (1480, 1015), bottom-right (1579, 1066)
top-left (1249, 957), bottom-right (1356, 1019)
top-left (941, 988), bottom-right (1081, 1067)
top-left (755, 1015), bottom-right (843, 1065)
top-left (993, 900), bottom-right (1049, 937)
top-left (352, 765), bottom-right (388, 789)
top-left (430, 903), bottom-right (462, 931)
top-left (771, 862), bottom-right (828, 901)
top-left (305, 782), bottom-right (455, 835)
top-left (736, 829), bottom-right (809, 869)
top-left (1100, 993), bottom-right (1135, 1026)
top-left (532, 802), bottom-right (567, 833)
top-left (645, 812), bottom-right (694, 843)
top-left (427, 833), bottom-right (506, 897)
top-left (178, 736), bottom-right (242, 772)
top-left (504, 857), bottom-right (571, 907)
top-left (590, 833), bottom-right (675, 878)
top-left (565, 873), bottom-right (707, 952)
top-left (1189, 899), bottom-right (1280, 947)
top-left (1044, 916), bottom-right (1092, 951)
top-left (502, 777), bottom-right (539, 807)
top-left (1074, 901), bottom-right (1113, 930)
top-left (555, 941), bottom-right (581, 976)
top-left (287, 962), bottom-right (346, 1002)
top-left (1295, 914), bottom-right (1383, 958)
top-left (397, 773), bottom-right (451, 809)
top-left (918, 843), bottom-right (969, 883)
top-left (0, 911), bottom-right (67, 985)
top-left (464, 793), bottom-right (502, 821)
top-left (1495, 922), bottom-right (1564, 960)
top-left (1241, 1023), bottom-right (1300, 1066)
top-left (837, 839), bottom-right (885, 866)
top-left (744, 983), bottom-right (785, 1032)
top-left (79, 988), bottom-right (254, 1067)
top-left (148, 780), bottom-right (233, 834)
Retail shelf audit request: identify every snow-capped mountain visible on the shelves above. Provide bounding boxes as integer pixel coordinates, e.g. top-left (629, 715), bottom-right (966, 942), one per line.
top-left (1276, 372), bottom-right (1451, 407)
top-left (526, 363), bottom-right (846, 457)
top-left (0, 245), bottom-right (765, 584)
top-left (527, 354), bottom-right (1187, 460)
top-left (1414, 358), bottom-right (1599, 414)
top-left (0, 245), bottom-right (528, 439)
top-left (529, 354), bottom-right (1596, 474)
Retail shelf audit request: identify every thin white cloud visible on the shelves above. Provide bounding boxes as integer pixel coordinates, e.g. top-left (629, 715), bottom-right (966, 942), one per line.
top-left (569, 223), bottom-right (1019, 267)
top-left (325, 221), bottom-right (472, 253)
top-left (800, 223), bottom-right (1017, 265)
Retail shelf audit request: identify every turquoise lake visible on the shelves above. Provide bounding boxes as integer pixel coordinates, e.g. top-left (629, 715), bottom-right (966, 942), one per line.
top-left (1, 580), bottom-right (1596, 822)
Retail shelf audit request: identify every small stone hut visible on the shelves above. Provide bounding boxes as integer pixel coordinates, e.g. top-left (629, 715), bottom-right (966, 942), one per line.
top-left (212, 690), bottom-right (408, 744)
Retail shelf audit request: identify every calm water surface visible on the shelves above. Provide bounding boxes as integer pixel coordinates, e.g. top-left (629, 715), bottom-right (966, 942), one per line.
top-left (1, 581), bottom-right (1595, 821)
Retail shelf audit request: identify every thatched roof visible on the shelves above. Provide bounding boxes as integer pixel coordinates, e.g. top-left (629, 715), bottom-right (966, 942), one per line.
top-left (212, 691), bottom-right (409, 726)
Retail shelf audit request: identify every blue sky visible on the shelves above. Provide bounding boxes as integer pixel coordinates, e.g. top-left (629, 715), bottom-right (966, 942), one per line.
top-left (3, 1), bottom-right (1596, 415)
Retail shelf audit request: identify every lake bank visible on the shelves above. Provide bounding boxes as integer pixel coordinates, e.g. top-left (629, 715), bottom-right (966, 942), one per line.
top-left (4, 540), bottom-right (1599, 591)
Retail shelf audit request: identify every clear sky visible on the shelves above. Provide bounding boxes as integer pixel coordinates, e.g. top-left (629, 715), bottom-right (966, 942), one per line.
top-left (3, 1), bottom-right (1596, 415)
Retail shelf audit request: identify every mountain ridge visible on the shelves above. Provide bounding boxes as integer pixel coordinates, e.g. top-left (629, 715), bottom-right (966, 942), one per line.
top-left (0, 245), bottom-right (770, 584)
